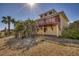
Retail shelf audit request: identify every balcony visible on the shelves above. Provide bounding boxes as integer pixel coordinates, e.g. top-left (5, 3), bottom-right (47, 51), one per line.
top-left (36, 15), bottom-right (60, 27)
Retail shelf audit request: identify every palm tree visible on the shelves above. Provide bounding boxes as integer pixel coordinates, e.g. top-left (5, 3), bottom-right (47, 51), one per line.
top-left (14, 21), bottom-right (24, 38)
top-left (14, 19), bottom-right (36, 38)
top-left (1, 16), bottom-right (15, 35)
top-left (23, 18), bottom-right (36, 37)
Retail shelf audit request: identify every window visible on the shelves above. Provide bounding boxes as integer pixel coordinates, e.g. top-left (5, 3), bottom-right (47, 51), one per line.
top-left (37, 28), bottom-right (39, 32)
top-left (55, 16), bottom-right (60, 22)
top-left (40, 15), bottom-right (42, 18)
top-left (51, 26), bottom-right (53, 31)
top-left (44, 27), bottom-right (47, 32)
top-left (49, 11), bottom-right (52, 15)
top-left (44, 13), bottom-right (47, 16)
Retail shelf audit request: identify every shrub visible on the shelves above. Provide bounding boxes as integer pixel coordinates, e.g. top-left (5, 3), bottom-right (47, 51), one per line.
top-left (61, 20), bottom-right (79, 39)
top-left (61, 28), bottom-right (79, 39)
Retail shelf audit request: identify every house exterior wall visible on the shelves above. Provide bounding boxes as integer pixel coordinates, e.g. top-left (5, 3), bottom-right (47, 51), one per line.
top-left (59, 12), bottom-right (69, 32)
top-left (36, 24), bottom-right (61, 37)
top-left (36, 9), bottom-right (69, 37)
top-left (45, 25), bottom-right (61, 36)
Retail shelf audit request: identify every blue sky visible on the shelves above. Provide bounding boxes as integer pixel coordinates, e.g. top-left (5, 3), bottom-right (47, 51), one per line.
top-left (0, 3), bottom-right (79, 30)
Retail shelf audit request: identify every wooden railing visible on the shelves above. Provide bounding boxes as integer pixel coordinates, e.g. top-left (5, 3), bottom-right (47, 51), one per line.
top-left (36, 15), bottom-right (60, 27)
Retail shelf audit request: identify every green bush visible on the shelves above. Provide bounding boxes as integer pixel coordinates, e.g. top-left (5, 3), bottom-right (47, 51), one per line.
top-left (61, 28), bottom-right (79, 39)
top-left (61, 20), bottom-right (79, 39)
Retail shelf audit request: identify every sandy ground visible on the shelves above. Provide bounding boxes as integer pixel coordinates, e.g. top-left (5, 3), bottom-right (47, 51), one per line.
top-left (0, 36), bottom-right (79, 56)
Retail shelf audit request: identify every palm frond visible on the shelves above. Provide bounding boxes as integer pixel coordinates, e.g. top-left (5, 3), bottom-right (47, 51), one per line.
top-left (1, 16), bottom-right (7, 24)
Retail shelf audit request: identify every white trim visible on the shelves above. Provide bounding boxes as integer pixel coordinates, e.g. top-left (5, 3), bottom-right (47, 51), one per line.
top-left (57, 25), bottom-right (58, 37)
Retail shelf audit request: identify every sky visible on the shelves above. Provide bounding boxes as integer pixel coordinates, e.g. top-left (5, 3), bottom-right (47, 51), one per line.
top-left (0, 3), bottom-right (79, 30)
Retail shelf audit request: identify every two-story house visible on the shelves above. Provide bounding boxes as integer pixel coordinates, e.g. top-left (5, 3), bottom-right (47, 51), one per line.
top-left (36, 9), bottom-right (69, 37)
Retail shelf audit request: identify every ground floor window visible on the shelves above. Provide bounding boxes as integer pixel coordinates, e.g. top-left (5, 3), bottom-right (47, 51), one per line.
top-left (44, 26), bottom-right (47, 32)
top-left (51, 25), bottom-right (53, 31)
top-left (37, 28), bottom-right (39, 32)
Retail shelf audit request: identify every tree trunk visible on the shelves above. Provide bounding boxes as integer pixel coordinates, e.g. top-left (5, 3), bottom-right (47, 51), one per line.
top-left (8, 22), bottom-right (10, 35)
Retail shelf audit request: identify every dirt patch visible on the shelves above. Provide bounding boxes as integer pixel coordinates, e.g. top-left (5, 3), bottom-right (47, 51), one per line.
top-left (0, 36), bottom-right (79, 56)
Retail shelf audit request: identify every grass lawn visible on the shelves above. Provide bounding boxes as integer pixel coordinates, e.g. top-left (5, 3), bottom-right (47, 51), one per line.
top-left (0, 36), bottom-right (79, 56)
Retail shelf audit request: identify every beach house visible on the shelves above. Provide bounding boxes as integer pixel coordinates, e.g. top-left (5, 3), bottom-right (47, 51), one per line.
top-left (36, 9), bottom-right (69, 37)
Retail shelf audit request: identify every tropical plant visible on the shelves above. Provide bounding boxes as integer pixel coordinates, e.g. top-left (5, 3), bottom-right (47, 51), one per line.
top-left (23, 18), bottom-right (36, 37)
top-left (61, 20), bottom-right (79, 39)
top-left (1, 16), bottom-right (15, 35)
top-left (14, 18), bottom-right (36, 38)
top-left (14, 21), bottom-right (24, 38)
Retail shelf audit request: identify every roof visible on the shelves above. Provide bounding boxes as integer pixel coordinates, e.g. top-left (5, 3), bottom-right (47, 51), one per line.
top-left (39, 9), bottom-right (57, 16)
top-left (59, 11), bottom-right (69, 22)
top-left (37, 10), bottom-right (69, 22)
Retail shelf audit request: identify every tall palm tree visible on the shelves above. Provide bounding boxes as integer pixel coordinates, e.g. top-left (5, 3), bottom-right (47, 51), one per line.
top-left (1, 16), bottom-right (15, 35)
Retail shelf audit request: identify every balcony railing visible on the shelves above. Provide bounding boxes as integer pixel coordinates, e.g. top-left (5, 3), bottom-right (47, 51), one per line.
top-left (36, 15), bottom-right (60, 27)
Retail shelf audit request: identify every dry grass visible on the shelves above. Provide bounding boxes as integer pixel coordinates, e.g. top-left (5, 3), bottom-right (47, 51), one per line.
top-left (0, 37), bottom-right (79, 56)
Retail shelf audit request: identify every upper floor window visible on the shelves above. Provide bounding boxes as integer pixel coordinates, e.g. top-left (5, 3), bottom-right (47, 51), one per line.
top-left (49, 11), bottom-right (52, 15)
top-left (44, 13), bottom-right (47, 16)
top-left (55, 16), bottom-right (60, 22)
top-left (40, 15), bottom-right (42, 18)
